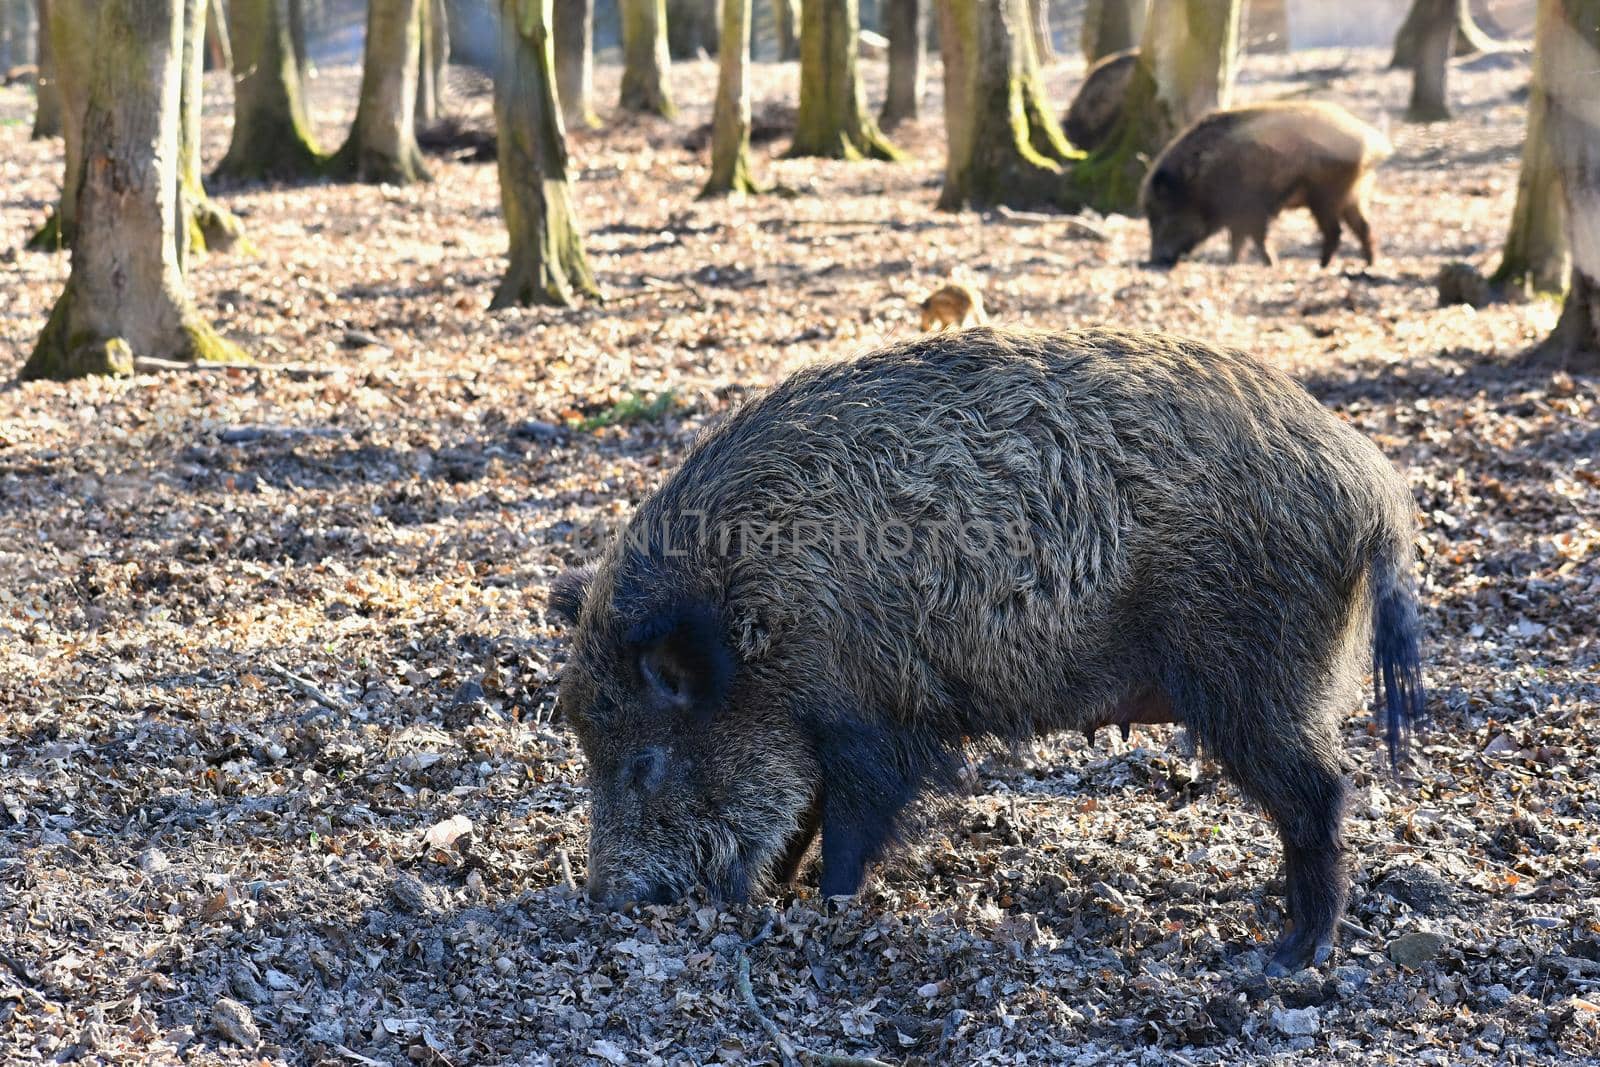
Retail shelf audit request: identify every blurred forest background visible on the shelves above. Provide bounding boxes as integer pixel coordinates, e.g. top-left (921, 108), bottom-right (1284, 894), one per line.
top-left (1, 0), bottom-right (1599, 1063)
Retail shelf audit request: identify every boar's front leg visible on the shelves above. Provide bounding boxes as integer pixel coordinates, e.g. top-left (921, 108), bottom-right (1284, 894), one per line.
top-left (1309, 197), bottom-right (1344, 267)
top-left (806, 709), bottom-right (935, 898)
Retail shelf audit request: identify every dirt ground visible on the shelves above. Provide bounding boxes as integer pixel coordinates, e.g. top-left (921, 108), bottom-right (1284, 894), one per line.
top-left (1, 43), bottom-right (1598, 1066)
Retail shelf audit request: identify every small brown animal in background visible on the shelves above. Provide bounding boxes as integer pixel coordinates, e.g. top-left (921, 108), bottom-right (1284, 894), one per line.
top-left (3, 65), bottom-right (38, 87)
top-left (918, 283), bottom-right (987, 331)
top-left (1141, 101), bottom-right (1392, 267)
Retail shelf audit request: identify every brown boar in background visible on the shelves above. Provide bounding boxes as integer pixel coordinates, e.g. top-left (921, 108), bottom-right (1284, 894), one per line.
top-left (1140, 101), bottom-right (1393, 267)
top-left (550, 326), bottom-right (1425, 976)
top-left (1063, 49), bottom-right (1139, 152)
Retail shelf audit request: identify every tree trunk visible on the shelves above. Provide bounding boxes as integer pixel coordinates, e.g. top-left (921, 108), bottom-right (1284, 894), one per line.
top-left (1027, 0), bottom-right (1053, 59)
top-left (178, 0), bottom-right (245, 263)
top-left (25, 0), bottom-right (243, 381)
top-left (1069, 0), bottom-right (1241, 214)
top-left (1491, 0), bottom-right (1567, 297)
top-left (415, 0), bottom-right (443, 125)
top-left (772, 0), bottom-right (798, 57)
top-left (214, 0), bottom-right (325, 182)
top-left (1531, 0), bottom-right (1600, 372)
top-left (492, 0), bottom-right (599, 307)
top-left (1405, 0), bottom-right (1455, 122)
top-left (790, 0), bottom-right (900, 159)
top-left (937, 0), bottom-right (1072, 210)
top-left (29, 0), bottom-right (60, 137)
top-left (702, 0), bottom-right (759, 194)
top-left (27, 0), bottom-right (92, 250)
top-left (620, 0), bottom-right (675, 116)
top-left (205, 0), bottom-right (231, 69)
top-left (332, 0), bottom-right (431, 182)
top-left (555, 0), bottom-right (600, 127)
top-left (1081, 0), bottom-right (1143, 61)
top-left (288, 0), bottom-right (308, 73)
top-left (1391, 0), bottom-right (1494, 67)
top-left (879, 0), bottom-right (923, 128)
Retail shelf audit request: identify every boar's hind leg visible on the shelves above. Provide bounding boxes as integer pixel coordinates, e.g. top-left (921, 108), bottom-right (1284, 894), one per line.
top-left (1341, 201), bottom-right (1376, 265)
top-left (1198, 708), bottom-right (1348, 975)
top-left (1230, 224), bottom-right (1275, 266)
top-left (1309, 197), bottom-right (1344, 267)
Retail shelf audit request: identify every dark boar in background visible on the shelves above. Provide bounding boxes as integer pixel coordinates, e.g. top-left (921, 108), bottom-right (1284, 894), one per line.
top-left (1141, 101), bottom-right (1393, 267)
top-left (1063, 48), bottom-right (1138, 152)
top-left (550, 326), bottom-right (1424, 976)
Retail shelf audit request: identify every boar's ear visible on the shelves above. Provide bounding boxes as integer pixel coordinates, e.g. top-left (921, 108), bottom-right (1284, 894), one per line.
top-left (629, 603), bottom-right (733, 712)
top-left (548, 563), bottom-right (598, 626)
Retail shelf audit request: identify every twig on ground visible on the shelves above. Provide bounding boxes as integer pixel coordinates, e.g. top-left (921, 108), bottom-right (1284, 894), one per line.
top-left (991, 206), bottom-right (1109, 242)
top-left (606, 278), bottom-right (705, 305)
top-left (557, 850), bottom-right (577, 892)
top-left (259, 663), bottom-right (353, 715)
top-left (734, 950), bottom-right (893, 1067)
top-left (132, 357), bottom-right (344, 377)
top-left (1339, 917), bottom-right (1379, 941)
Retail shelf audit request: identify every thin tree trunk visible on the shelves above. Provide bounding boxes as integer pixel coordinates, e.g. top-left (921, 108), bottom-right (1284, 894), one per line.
top-left (332, 0), bottom-right (431, 182)
top-left (492, 0), bottom-right (599, 307)
top-left (415, 0), bottom-right (447, 124)
top-left (1531, 0), bottom-right (1600, 372)
top-left (214, 0), bottom-right (324, 182)
top-left (29, 0), bottom-right (59, 137)
top-left (667, 0), bottom-right (718, 55)
top-left (937, 0), bottom-right (1071, 210)
top-left (772, 0), bottom-right (798, 58)
top-left (620, 0), bottom-right (675, 116)
top-left (1027, 0), bottom-right (1053, 59)
top-left (1081, 0), bottom-right (1143, 61)
top-left (178, 0), bottom-right (246, 263)
top-left (27, 0), bottom-right (92, 249)
top-left (1392, 0), bottom-right (1494, 67)
top-left (879, 0), bottom-right (923, 128)
top-left (25, 0), bottom-right (243, 380)
top-left (702, 0), bottom-right (759, 194)
top-left (1068, 0), bottom-right (1241, 214)
top-left (789, 0), bottom-right (900, 159)
top-left (1491, 0), bottom-right (1567, 297)
top-left (289, 0), bottom-right (308, 73)
top-left (555, 0), bottom-right (600, 127)
top-left (1405, 0), bottom-right (1454, 121)
top-left (205, 0), bottom-right (231, 69)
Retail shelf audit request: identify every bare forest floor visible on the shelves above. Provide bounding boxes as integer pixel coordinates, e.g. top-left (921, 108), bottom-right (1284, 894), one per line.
top-left (1, 45), bottom-right (1598, 1066)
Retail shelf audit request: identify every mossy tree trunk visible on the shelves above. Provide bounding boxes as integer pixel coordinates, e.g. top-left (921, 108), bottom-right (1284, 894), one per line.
top-left (214, 0), bottom-right (325, 181)
top-left (1531, 0), bottom-right (1600, 373)
top-left (331, 0), bottom-right (431, 182)
top-left (30, 0), bottom-right (61, 138)
top-left (1068, 0), bottom-right (1240, 214)
top-left (555, 0), bottom-right (601, 127)
top-left (772, 0), bottom-right (798, 57)
top-left (205, 0), bottom-right (230, 68)
top-left (492, 0), bottom-right (599, 307)
top-left (620, 0), bottom-right (675, 116)
top-left (936, 0), bottom-right (1074, 210)
top-left (1404, 0), bottom-right (1455, 122)
top-left (879, 0), bottom-right (924, 128)
top-left (26, 0), bottom-right (91, 250)
top-left (1081, 0), bottom-right (1143, 61)
top-left (178, 0), bottom-right (245, 265)
top-left (1491, 0), bottom-right (1567, 297)
top-left (1392, 0), bottom-right (1493, 66)
top-left (25, 0), bottom-right (244, 381)
top-left (701, 0), bottom-right (760, 195)
top-left (790, 0), bottom-right (901, 159)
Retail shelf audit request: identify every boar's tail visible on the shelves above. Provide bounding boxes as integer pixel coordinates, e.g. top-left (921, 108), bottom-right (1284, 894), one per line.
top-left (1368, 525), bottom-right (1425, 768)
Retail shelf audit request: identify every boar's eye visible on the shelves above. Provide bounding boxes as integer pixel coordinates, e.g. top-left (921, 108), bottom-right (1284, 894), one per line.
top-left (625, 746), bottom-right (669, 796)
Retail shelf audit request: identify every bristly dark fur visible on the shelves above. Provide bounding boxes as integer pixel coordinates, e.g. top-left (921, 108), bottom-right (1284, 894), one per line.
top-left (553, 325), bottom-right (1426, 976)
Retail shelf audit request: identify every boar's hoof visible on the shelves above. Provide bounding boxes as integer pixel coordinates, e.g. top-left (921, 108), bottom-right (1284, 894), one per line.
top-left (1264, 934), bottom-right (1334, 977)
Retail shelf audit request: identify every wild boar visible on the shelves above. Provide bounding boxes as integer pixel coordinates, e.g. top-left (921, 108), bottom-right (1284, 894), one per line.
top-left (1063, 49), bottom-right (1138, 152)
top-left (550, 326), bottom-right (1425, 976)
top-left (1140, 101), bottom-right (1392, 267)
top-left (918, 283), bottom-right (987, 331)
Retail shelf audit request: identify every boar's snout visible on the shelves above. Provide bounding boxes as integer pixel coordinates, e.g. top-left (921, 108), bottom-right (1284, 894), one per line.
top-left (585, 870), bottom-right (675, 908)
